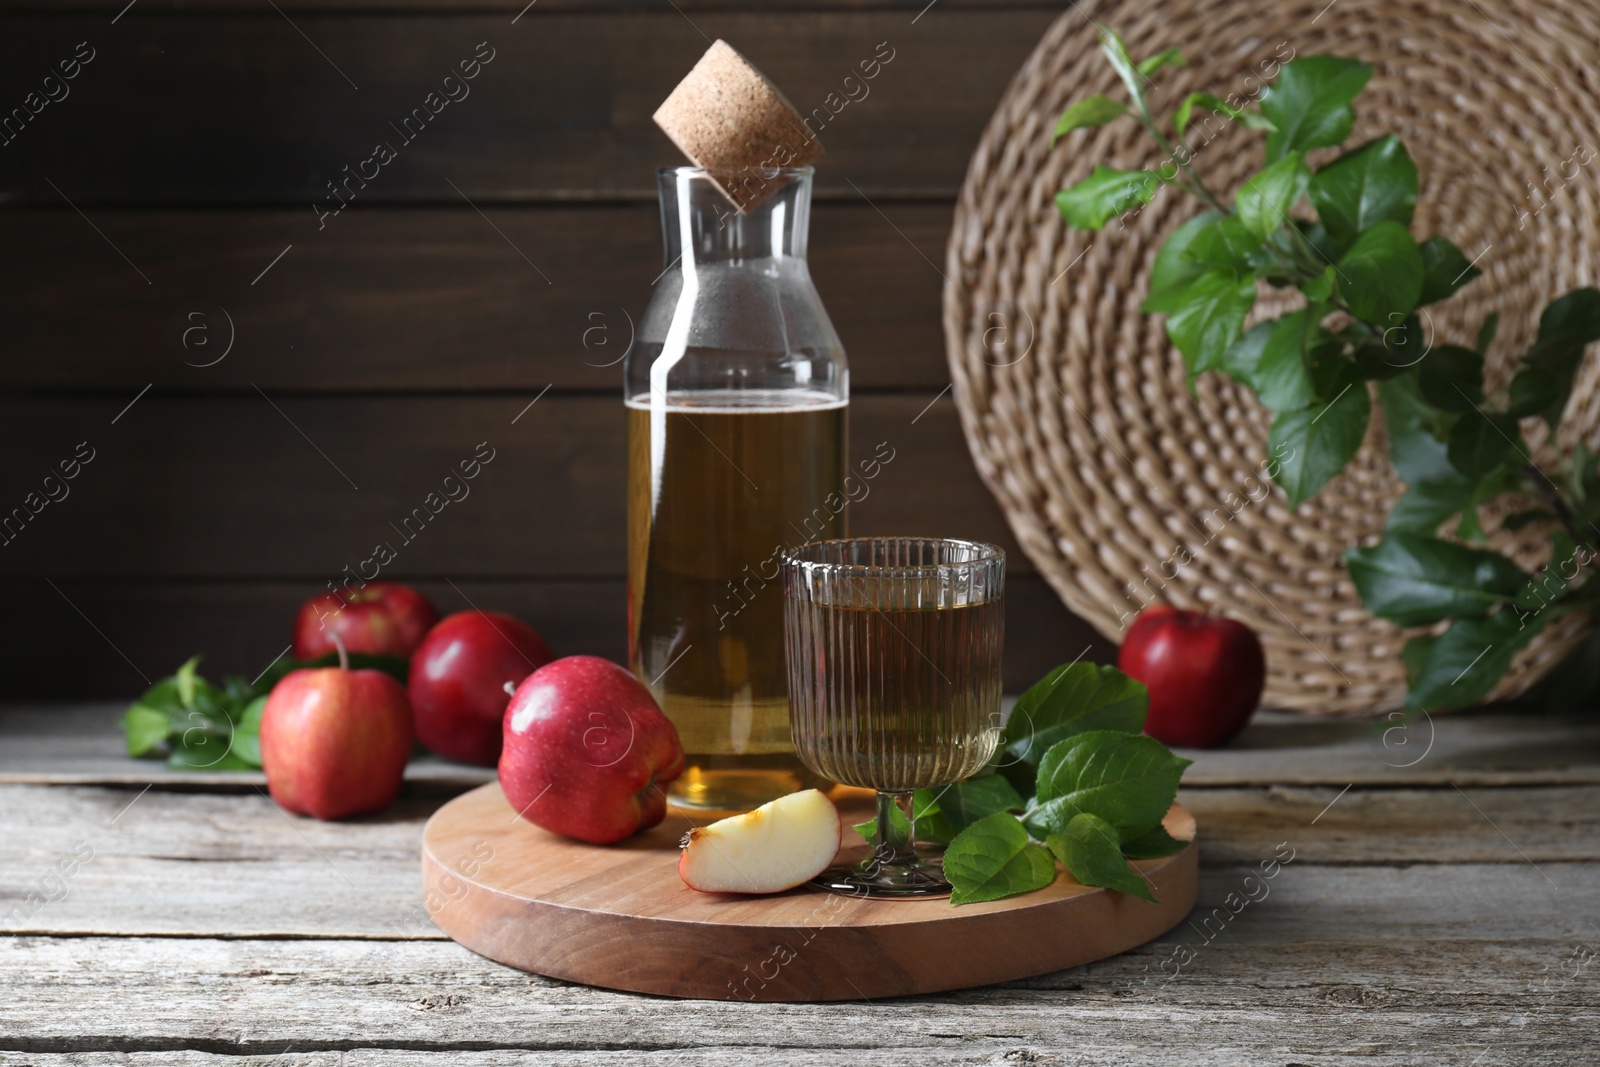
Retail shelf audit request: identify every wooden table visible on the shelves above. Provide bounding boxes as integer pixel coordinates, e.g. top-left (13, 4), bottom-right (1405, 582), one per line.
top-left (3, 703), bottom-right (1598, 1065)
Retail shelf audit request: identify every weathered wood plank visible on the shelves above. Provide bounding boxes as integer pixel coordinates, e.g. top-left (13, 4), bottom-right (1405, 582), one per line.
top-left (0, 575), bottom-right (1096, 700)
top-left (5, 704), bottom-right (1596, 787)
top-left (0, 394), bottom-right (1017, 580)
top-left (1, 782), bottom-right (1595, 937)
top-left (1183, 784), bottom-right (1600, 864)
top-left (0, 204), bottom-right (954, 392)
top-left (0, 1045), bottom-right (1588, 1067)
top-left (0, 905), bottom-right (1595, 1056)
top-left (0, 11), bottom-right (1055, 203)
top-left (1181, 709), bottom-right (1600, 786)
top-left (0, 706), bottom-right (492, 790)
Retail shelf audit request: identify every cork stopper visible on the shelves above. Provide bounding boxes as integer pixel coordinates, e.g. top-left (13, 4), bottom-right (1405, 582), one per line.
top-left (653, 40), bottom-right (823, 211)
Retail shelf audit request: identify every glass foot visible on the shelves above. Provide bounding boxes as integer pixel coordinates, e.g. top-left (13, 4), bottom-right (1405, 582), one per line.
top-left (810, 844), bottom-right (951, 898)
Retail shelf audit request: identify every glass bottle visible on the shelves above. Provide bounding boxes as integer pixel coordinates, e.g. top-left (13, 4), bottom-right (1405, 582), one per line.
top-left (626, 165), bottom-right (847, 811)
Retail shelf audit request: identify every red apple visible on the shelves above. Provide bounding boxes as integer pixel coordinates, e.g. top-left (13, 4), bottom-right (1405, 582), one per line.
top-left (409, 610), bottom-right (553, 766)
top-left (1118, 604), bottom-right (1266, 748)
top-left (260, 655), bottom-right (414, 819)
top-left (499, 655), bottom-right (686, 845)
top-left (292, 581), bottom-right (439, 660)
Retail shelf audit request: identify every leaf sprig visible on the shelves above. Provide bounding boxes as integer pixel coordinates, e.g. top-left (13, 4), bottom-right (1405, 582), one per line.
top-left (1054, 27), bottom-right (1600, 709)
top-left (855, 663), bottom-right (1192, 906)
top-left (121, 652), bottom-right (409, 770)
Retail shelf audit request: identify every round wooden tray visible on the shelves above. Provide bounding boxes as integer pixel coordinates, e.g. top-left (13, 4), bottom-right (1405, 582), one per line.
top-left (421, 783), bottom-right (1198, 1002)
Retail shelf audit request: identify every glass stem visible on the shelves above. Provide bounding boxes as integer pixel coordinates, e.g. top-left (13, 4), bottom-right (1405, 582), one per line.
top-left (874, 790), bottom-right (917, 867)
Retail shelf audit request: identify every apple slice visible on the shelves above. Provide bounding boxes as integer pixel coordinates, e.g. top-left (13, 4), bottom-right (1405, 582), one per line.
top-left (678, 789), bottom-right (842, 894)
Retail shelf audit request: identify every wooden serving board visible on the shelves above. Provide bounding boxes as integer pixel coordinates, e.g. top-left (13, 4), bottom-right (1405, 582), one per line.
top-left (420, 783), bottom-right (1198, 1002)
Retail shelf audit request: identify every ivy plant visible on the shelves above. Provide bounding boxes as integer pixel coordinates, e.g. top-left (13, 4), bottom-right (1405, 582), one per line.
top-left (1054, 27), bottom-right (1600, 710)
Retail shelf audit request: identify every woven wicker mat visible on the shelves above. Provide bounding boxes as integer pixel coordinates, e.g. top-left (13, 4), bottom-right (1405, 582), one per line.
top-left (943, 0), bottom-right (1600, 714)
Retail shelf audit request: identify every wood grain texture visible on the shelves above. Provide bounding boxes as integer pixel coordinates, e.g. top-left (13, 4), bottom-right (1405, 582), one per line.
top-left (420, 784), bottom-right (1197, 1000)
top-left (3, 778), bottom-right (1596, 937)
top-left (0, 909), bottom-right (1595, 1061)
top-left (6, 703), bottom-right (1597, 789)
top-left (0, 11), bottom-right (1053, 203)
top-left (3, 727), bottom-right (1599, 1063)
top-left (0, 1050), bottom-right (1589, 1067)
top-left (0, 395), bottom-right (1019, 580)
top-left (0, 575), bottom-right (1099, 700)
top-left (0, 205), bottom-right (954, 391)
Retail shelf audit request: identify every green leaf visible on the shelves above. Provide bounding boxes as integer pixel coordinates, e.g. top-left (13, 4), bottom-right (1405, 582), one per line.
top-left (1259, 55), bottom-right (1374, 162)
top-left (1252, 310), bottom-right (1326, 411)
top-left (1374, 315), bottom-right (1429, 372)
top-left (1057, 165), bottom-right (1160, 230)
top-left (1536, 287), bottom-right (1600, 349)
top-left (1402, 635), bottom-right (1437, 689)
top-left (1407, 609), bottom-right (1547, 711)
top-left (1001, 662), bottom-right (1147, 769)
top-left (1301, 266), bottom-right (1336, 302)
top-left (1307, 135), bottom-right (1417, 241)
top-left (135, 676), bottom-right (182, 712)
top-left (1047, 813), bottom-right (1158, 903)
top-left (1345, 531), bottom-right (1529, 626)
top-left (1219, 319), bottom-right (1273, 388)
top-left (1296, 219), bottom-right (1348, 265)
top-left (1144, 211), bottom-right (1220, 311)
top-left (1161, 270), bottom-right (1258, 375)
top-left (1336, 220), bottom-right (1424, 324)
top-left (1236, 151), bottom-right (1310, 239)
top-left (944, 813), bottom-right (1058, 906)
top-left (1185, 215), bottom-right (1264, 276)
top-left (1524, 288), bottom-right (1600, 423)
top-left (175, 655), bottom-right (202, 708)
top-left (1417, 345), bottom-right (1484, 413)
top-left (853, 789), bottom-right (945, 845)
top-left (1507, 367), bottom-right (1559, 419)
top-left (1378, 374), bottom-right (1455, 486)
top-left (1386, 476), bottom-right (1474, 534)
top-left (1417, 236), bottom-right (1480, 306)
top-left (1173, 91), bottom-right (1275, 136)
top-left (168, 738), bottom-right (256, 772)
top-left (1268, 381), bottom-right (1372, 509)
top-left (1120, 823), bottom-right (1191, 859)
top-left (932, 774), bottom-right (1026, 835)
top-left (1136, 47), bottom-right (1186, 78)
top-left (1024, 730), bottom-right (1190, 841)
top-left (230, 695), bottom-right (267, 768)
top-left (1516, 531), bottom-right (1580, 614)
top-left (122, 704), bottom-right (172, 758)
top-left (1476, 312), bottom-right (1500, 356)
top-left (164, 707), bottom-right (248, 770)
top-left (1352, 342), bottom-right (1411, 381)
top-left (1095, 24), bottom-right (1148, 112)
top-left (1571, 442), bottom-right (1600, 508)
top-left (1054, 94), bottom-right (1128, 139)
top-left (1447, 412), bottom-right (1517, 480)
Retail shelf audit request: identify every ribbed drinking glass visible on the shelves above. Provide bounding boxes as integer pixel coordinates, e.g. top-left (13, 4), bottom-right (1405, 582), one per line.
top-left (783, 537), bottom-right (1005, 897)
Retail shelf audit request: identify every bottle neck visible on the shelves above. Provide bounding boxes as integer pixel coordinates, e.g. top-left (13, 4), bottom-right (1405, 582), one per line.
top-left (658, 168), bottom-right (812, 269)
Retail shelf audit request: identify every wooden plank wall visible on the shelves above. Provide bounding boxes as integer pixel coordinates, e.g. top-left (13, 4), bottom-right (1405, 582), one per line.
top-left (0, 0), bottom-right (1112, 698)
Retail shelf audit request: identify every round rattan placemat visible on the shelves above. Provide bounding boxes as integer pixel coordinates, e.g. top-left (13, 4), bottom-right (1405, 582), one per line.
top-left (944, 0), bottom-right (1600, 714)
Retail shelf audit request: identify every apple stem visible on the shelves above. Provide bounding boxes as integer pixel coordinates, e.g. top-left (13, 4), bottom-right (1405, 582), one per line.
top-left (330, 632), bottom-right (349, 672)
